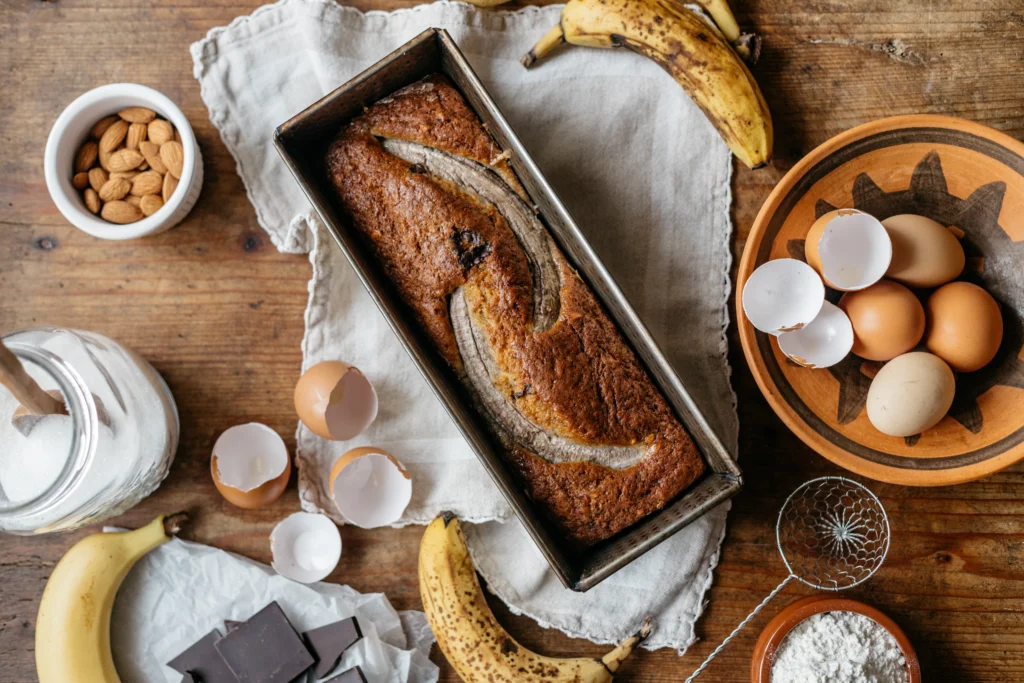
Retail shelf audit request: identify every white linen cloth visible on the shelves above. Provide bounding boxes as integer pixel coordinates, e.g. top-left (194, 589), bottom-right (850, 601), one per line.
top-left (110, 534), bottom-right (438, 683)
top-left (191, 0), bottom-right (738, 652)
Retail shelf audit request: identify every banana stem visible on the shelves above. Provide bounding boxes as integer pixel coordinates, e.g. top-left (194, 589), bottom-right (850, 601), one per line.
top-left (521, 24), bottom-right (566, 69)
top-left (163, 512), bottom-right (189, 536)
top-left (601, 616), bottom-right (654, 673)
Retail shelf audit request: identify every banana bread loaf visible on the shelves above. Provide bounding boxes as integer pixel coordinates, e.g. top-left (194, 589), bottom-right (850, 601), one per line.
top-left (325, 74), bottom-right (705, 546)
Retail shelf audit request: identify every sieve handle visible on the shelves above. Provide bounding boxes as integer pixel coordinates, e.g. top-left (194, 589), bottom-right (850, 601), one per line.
top-left (683, 574), bottom-right (796, 683)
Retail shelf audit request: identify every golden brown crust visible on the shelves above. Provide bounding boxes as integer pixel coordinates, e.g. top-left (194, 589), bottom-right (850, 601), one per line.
top-left (325, 75), bottom-right (705, 546)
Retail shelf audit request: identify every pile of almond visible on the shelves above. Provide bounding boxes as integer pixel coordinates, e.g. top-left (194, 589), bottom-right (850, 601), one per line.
top-left (72, 107), bottom-right (184, 224)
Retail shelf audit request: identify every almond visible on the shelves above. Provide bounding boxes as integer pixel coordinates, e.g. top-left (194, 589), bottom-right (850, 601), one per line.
top-left (118, 107), bottom-right (156, 124)
top-left (99, 119), bottom-right (129, 153)
top-left (110, 170), bottom-right (139, 181)
top-left (72, 172), bottom-right (90, 190)
top-left (125, 195), bottom-right (143, 208)
top-left (90, 115), bottom-right (119, 140)
top-left (138, 161), bottom-right (149, 171)
top-left (108, 149), bottom-right (145, 173)
top-left (126, 122), bottom-right (147, 151)
top-left (75, 141), bottom-right (98, 173)
top-left (159, 141), bottom-right (184, 179)
top-left (131, 171), bottom-right (163, 197)
top-left (101, 200), bottom-right (143, 224)
top-left (139, 141), bottom-right (167, 174)
top-left (140, 194), bottom-right (164, 216)
top-left (98, 147), bottom-right (113, 171)
top-left (174, 128), bottom-right (182, 144)
top-left (147, 119), bottom-right (174, 146)
top-left (84, 188), bottom-right (101, 214)
top-left (162, 171), bottom-right (179, 203)
top-left (88, 167), bottom-right (109, 192)
top-left (98, 177), bottom-right (131, 203)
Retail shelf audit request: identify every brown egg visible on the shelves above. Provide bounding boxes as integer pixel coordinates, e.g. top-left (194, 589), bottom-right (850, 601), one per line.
top-left (212, 455), bottom-right (291, 509)
top-left (882, 214), bottom-right (965, 287)
top-left (210, 423), bottom-right (291, 509)
top-left (294, 361), bottom-right (378, 441)
top-left (804, 208), bottom-right (864, 279)
top-left (839, 280), bottom-right (925, 361)
top-left (925, 281), bottom-right (1003, 372)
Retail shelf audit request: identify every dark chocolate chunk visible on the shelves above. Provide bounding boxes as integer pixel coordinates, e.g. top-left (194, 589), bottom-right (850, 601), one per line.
top-left (181, 674), bottom-right (200, 683)
top-left (167, 630), bottom-right (237, 683)
top-left (324, 667), bottom-right (367, 683)
top-left (224, 620), bottom-right (244, 632)
top-left (214, 602), bottom-right (314, 683)
top-left (302, 617), bottom-right (363, 678)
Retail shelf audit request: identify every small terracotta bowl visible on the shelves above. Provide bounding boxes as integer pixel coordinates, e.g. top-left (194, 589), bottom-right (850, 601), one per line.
top-left (738, 115), bottom-right (1024, 486)
top-left (751, 595), bottom-right (921, 683)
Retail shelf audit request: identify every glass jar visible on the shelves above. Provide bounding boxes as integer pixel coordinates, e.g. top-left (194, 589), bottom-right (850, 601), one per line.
top-left (0, 327), bottom-right (178, 534)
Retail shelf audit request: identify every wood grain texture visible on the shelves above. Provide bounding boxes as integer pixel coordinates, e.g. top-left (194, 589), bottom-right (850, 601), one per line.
top-left (2, 1), bottom-right (1023, 681)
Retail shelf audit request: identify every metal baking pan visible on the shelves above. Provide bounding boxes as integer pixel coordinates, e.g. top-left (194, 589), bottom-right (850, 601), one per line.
top-left (274, 28), bottom-right (742, 591)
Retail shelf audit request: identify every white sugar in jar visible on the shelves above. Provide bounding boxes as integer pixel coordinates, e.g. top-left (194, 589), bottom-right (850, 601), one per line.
top-left (0, 327), bottom-right (178, 533)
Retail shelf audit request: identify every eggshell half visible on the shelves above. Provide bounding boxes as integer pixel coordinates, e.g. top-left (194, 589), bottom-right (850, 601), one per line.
top-left (817, 211), bottom-right (892, 291)
top-left (804, 208), bottom-right (865, 276)
top-left (329, 446), bottom-right (412, 528)
top-left (742, 258), bottom-right (825, 336)
top-left (270, 512), bottom-right (342, 584)
top-left (211, 423), bottom-right (291, 509)
top-left (295, 361), bottom-right (378, 441)
top-left (778, 301), bottom-right (854, 369)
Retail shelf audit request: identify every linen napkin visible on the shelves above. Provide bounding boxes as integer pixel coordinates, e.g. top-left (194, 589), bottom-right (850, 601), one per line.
top-left (191, 0), bottom-right (738, 651)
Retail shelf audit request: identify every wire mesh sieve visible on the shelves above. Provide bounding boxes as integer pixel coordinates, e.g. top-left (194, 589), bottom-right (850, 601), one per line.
top-left (684, 476), bottom-right (890, 682)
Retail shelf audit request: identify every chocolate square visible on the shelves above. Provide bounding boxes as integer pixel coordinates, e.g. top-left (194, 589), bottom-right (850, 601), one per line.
top-left (214, 602), bottom-right (314, 683)
top-left (167, 630), bottom-right (237, 683)
top-left (302, 617), bottom-right (362, 678)
top-left (324, 667), bottom-right (367, 683)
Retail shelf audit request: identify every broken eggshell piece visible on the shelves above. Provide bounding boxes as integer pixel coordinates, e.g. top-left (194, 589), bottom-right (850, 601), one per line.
top-left (816, 211), bottom-right (892, 291)
top-left (211, 423), bottom-right (291, 509)
top-left (778, 301), bottom-right (854, 369)
top-left (294, 361), bottom-right (378, 441)
top-left (270, 512), bottom-right (342, 584)
top-left (742, 258), bottom-right (825, 336)
top-left (329, 446), bottom-right (412, 528)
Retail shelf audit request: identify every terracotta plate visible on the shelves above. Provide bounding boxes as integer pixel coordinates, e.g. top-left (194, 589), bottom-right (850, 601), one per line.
top-left (738, 115), bottom-right (1024, 485)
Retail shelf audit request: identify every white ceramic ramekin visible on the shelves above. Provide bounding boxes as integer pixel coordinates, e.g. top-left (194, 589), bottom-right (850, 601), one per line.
top-left (44, 83), bottom-right (203, 240)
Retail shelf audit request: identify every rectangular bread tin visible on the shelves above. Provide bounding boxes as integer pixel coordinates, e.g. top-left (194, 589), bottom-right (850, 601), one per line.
top-left (274, 28), bottom-right (742, 591)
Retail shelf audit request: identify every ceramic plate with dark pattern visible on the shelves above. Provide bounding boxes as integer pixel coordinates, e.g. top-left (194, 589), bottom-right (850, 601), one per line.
top-left (738, 115), bottom-right (1024, 485)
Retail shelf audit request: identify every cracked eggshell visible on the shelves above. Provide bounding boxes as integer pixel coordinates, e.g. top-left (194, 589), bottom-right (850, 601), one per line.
top-left (294, 361), bottom-right (378, 441)
top-left (742, 258), bottom-right (825, 336)
top-left (211, 423), bottom-right (291, 509)
top-left (329, 446), bottom-right (412, 528)
top-left (270, 512), bottom-right (342, 584)
top-left (778, 301), bottom-right (854, 369)
top-left (816, 211), bottom-right (892, 291)
top-left (804, 208), bottom-right (865, 276)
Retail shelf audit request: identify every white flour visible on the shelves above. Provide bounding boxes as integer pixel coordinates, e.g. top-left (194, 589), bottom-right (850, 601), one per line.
top-left (771, 610), bottom-right (908, 683)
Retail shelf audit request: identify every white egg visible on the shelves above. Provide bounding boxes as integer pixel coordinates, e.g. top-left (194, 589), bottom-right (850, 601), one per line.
top-left (742, 258), bottom-right (825, 336)
top-left (778, 301), bottom-right (854, 369)
top-left (817, 212), bottom-right (892, 291)
top-left (866, 352), bottom-right (955, 437)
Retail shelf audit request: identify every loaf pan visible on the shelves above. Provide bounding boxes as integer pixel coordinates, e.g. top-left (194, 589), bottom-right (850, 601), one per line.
top-left (274, 28), bottom-right (742, 591)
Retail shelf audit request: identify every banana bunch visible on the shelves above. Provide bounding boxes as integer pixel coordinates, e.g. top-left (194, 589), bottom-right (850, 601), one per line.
top-left (522, 0), bottom-right (772, 169)
top-left (35, 513), bottom-right (188, 683)
top-left (419, 513), bottom-right (652, 682)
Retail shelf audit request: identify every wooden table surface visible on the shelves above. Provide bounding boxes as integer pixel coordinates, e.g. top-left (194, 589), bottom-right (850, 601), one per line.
top-left (2, 1), bottom-right (1023, 681)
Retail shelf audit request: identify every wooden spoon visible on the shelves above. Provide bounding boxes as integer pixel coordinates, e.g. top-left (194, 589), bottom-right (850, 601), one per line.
top-left (0, 342), bottom-right (68, 436)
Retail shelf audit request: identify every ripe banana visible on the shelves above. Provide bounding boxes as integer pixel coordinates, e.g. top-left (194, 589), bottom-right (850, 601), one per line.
top-left (35, 513), bottom-right (188, 683)
top-left (521, 0), bottom-right (773, 169)
top-left (419, 513), bottom-right (652, 682)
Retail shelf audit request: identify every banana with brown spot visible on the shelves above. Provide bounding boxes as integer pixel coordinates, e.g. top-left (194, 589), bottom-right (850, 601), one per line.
top-left (521, 0), bottom-right (772, 169)
top-left (419, 513), bottom-right (652, 682)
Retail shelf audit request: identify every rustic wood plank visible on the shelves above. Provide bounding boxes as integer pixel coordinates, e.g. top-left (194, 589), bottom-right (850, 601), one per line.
top-left (2, 1), bottom-right (1024, 681)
